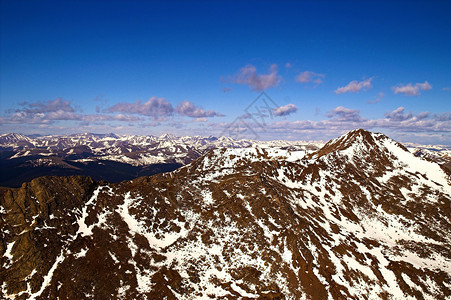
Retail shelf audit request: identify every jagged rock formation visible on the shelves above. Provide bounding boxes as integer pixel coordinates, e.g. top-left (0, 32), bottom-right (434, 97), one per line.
top-left (1, 129), bottom-right (450, 299)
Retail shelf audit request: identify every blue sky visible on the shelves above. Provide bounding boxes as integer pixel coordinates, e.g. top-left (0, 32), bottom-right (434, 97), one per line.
top-left (1, 0), bottom-right (450, 144)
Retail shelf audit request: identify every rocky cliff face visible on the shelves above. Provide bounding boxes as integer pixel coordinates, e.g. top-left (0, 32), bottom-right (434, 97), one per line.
top-left (0, 176), bottom-right (97, 298)
top-left (1, 129), bottom-right (450, 299)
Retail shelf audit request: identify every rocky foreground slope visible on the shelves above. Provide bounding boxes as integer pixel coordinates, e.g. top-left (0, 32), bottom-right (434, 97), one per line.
top-left (1, 129), bottom-right (450, 299)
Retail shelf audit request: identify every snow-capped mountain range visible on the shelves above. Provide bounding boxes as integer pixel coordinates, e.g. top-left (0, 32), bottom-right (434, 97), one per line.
top-left (0, 133), bottom-right (322, 187)
top-left (1, 132), bottom-right (449, 188)
top-left (0, 132), bottom-right (322, 153)
top-left (1, 129), bottom-right (450, 299)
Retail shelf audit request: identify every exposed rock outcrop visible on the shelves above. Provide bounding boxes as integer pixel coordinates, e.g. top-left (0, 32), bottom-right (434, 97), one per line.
top-left (1, 130), bottom-right (450, 299)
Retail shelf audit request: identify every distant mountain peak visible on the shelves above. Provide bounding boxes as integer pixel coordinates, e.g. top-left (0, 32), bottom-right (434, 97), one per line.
top-left (158, 133), bottom-right (177, 140)
top-left (313, 129), bottom-right (406, 158)
top-left (0, 132), bottom-right (29, 140)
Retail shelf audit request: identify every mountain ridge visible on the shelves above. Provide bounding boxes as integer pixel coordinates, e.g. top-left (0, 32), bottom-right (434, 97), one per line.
top-left (0, 132), bottom-right (322, 188)
top-left (1, 129), bottom-right (450, 299)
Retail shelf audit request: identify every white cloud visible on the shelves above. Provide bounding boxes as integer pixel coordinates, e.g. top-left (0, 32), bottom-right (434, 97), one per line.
top-left (335, 78), bottom-right (373, 94)
top-left (392, 81), bottom-right (432, 96)
top-left (194, 117), bottom-right (208, 122)
top-left (2, 98), bottom-right (82, 124)
top-left (27, 97), bottom-right (75, 113)
top-left (367, 92), bottom-right (385, 104)
top-left (206, 106), bottom-right (450, 144)
top-left (176, 100), bottom-right (224, 118)
top-left (417, 81), bottom-right (432, 91)
top-left (384, 107), bottom-right (413, 121)
top-left (1, 96), bottom-right (226, 130)
top-left (327, 106), bottom-right (364, 122)
top-left (296, 71), bottom-right (325, 85)
top-left (82, 114), bottom-right (142, 123)
top-left (273, 104), bottom-right (298, 116)
top-left (230, 64), bottom-right (281, 91)
top-left (108, 97), bottom-right (174, 120)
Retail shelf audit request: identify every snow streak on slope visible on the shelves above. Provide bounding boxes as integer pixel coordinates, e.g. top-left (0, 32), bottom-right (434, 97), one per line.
top-left (1, 129), bottom-right (450, 299)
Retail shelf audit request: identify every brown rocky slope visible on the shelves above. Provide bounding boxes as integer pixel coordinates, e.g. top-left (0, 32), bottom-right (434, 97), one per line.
top-left (1, 129), bottom-right (450, 299)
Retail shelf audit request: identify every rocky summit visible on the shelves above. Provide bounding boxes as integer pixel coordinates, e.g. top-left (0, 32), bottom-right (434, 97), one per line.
top-left (1, 129), bottom-right (450, 299)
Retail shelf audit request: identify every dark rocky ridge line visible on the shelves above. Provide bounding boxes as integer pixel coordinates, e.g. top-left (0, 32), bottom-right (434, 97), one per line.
top-left (0, 157), bottom-right (182, 188)
top-left (1, 129), bottom-right (450, 299)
